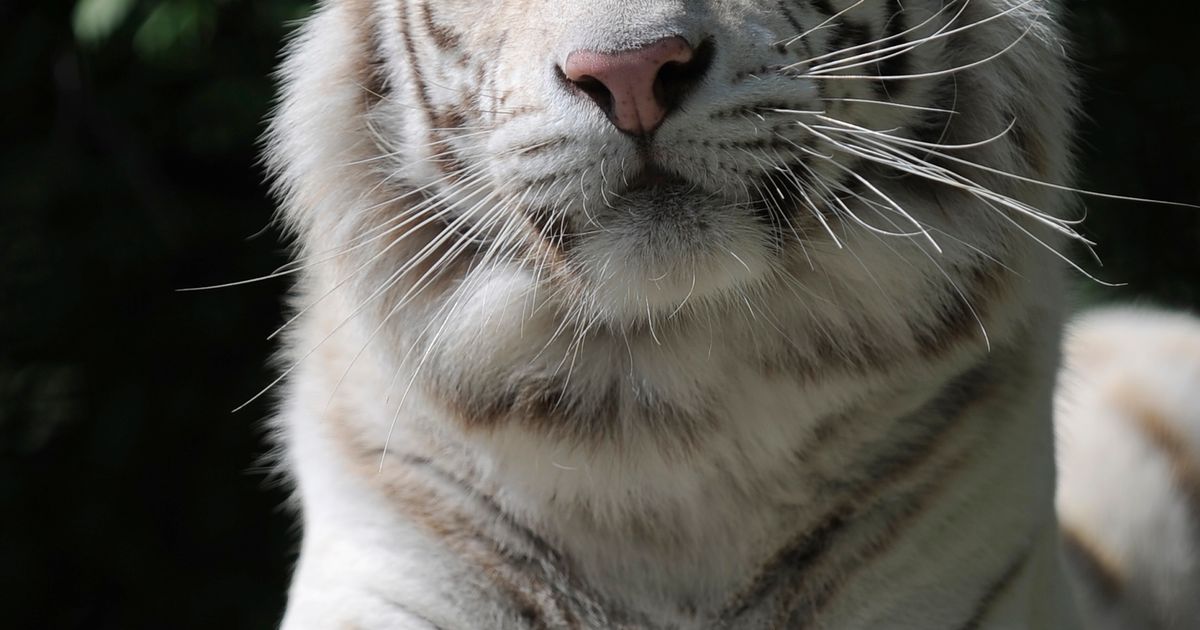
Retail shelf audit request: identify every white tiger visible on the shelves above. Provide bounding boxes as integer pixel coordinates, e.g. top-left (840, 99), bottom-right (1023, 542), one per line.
top-left (261, 0), bottom-right (1200, 628)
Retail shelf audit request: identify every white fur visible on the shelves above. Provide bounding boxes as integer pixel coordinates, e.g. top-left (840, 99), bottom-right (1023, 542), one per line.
top-left (261, 1), bottom-right (1190, 628)
top-left (1056, 308), bottom-right (1200, 630)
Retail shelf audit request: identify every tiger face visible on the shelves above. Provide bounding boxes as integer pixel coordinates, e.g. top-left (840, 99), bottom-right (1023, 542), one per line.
top-left (344, 0), bottom-right (1049, 319)
top-left (393, 0), bottom-right (973, 322)
top-left (268, 0), bottom-right (1077, 443)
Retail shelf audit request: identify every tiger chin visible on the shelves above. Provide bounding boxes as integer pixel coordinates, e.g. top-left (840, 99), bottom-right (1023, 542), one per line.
top-left (263, 1), bottom-right (1198, 628)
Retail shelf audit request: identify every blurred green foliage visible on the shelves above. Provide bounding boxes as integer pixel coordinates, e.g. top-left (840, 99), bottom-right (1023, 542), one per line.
top-left (72, 0), bottom-right (137, 45)
top-left (1, 1), bottom-right (1197, 628)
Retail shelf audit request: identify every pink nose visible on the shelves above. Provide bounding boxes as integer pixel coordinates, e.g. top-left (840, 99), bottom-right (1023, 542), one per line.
top-left (562, 37), bottom-right (707, 136)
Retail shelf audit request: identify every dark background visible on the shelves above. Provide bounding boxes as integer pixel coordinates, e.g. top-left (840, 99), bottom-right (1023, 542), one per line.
top-left (1, 1), bottom-right (1197, 628)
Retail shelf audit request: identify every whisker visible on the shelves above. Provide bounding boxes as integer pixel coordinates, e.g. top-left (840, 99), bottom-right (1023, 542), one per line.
top-left (780, 0), bottom-right (869, 48)
top-left (798, 19), bottom-right (1037, 83)
top-left (785, 0), bottom-right (967, 70)
top-left (819, 97), bottom-right (959, 115)
top-left (811, 114), bottom-right (1017, 151)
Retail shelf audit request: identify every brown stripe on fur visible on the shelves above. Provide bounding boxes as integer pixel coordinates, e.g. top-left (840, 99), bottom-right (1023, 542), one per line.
top-left (446, 372), bottom-right (716, 455)
top-left (876, 0), bottom-right (910, 97)
top-left (1118, 385), bottom-right (1200, 542)
top-left (709, 99), bottom-right (811, 119)
top-left (957, 543), bottom-right (1034, 630)
top-left (523, 204), bottom-right (579, 254)
top-left (718, 357), bottom-right (1002, 624)
top-left (493, 105), bottom-right (545, 125)
top-left (426, 102), bottom-right (474, 176)
top-left (758, 318), bottom-right (894, 384)
top-left (383, 471), bottom-right (558, 630)
top-left (785, 359), bottom-right (1006, 627)
top-left (419, 0), bottom-right (465, 55)
top-left (812, 317), bottom-right (894, 374)
top-left (778, 0), bottom-right (818, 60)
top-left (343, 0), bottom-right (391, 110)
top-left (512, 166), bottom-right (591, 194)
top-left (490, 28), bottom-right (513, 109)
top-left (493, 188), bottom-right (579, 310)
top-left (915, 263), bottom-right (1010, 360)
top-left (359, 196), bottom-right (479, 302)
top-left (909, 76), bottom-right (961, 147)
top-left (782, 453), bottom-right (978, 627)
top-left (413, 1), bottom-right (483, 174)
top-left (320, 406), bottom-right (547, 565)
top-left (396, 3), bottom-right (433, 114)
top-left (397, 2), bottom-right (471, 179)
top-left (778, 0), bottom-right (807, 33)
top-left (429, 96), bottom-right (473, 131)
top-left (319, 382), bottom-right (655, 627)
top-left (759, 262), bottom-right (1008, 384)
top-left (322, 407), bottom-right (639, 628)
top-left (1059, 522), bottom-right (1126, 603)
top-left (385, 454), bottom-right (657, 628)
top-left (1008, 110), bottom-right (1053, 180)
top-left (321, 408), bottom-right (563, 626)
top-left (508, 136), bottom-right (574, 158)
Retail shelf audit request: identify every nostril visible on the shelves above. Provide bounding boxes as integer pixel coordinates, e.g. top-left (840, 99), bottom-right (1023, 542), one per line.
top-left (561, 36), bottom-right (708, 136)
top-left (566, 73), bottom-right (615, 121)
top-left (654, 39), bottom-right (715, 112)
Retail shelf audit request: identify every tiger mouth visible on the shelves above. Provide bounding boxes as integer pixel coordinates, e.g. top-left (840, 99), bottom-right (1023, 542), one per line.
top-left (623, 163), bottom-right (690, 194)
